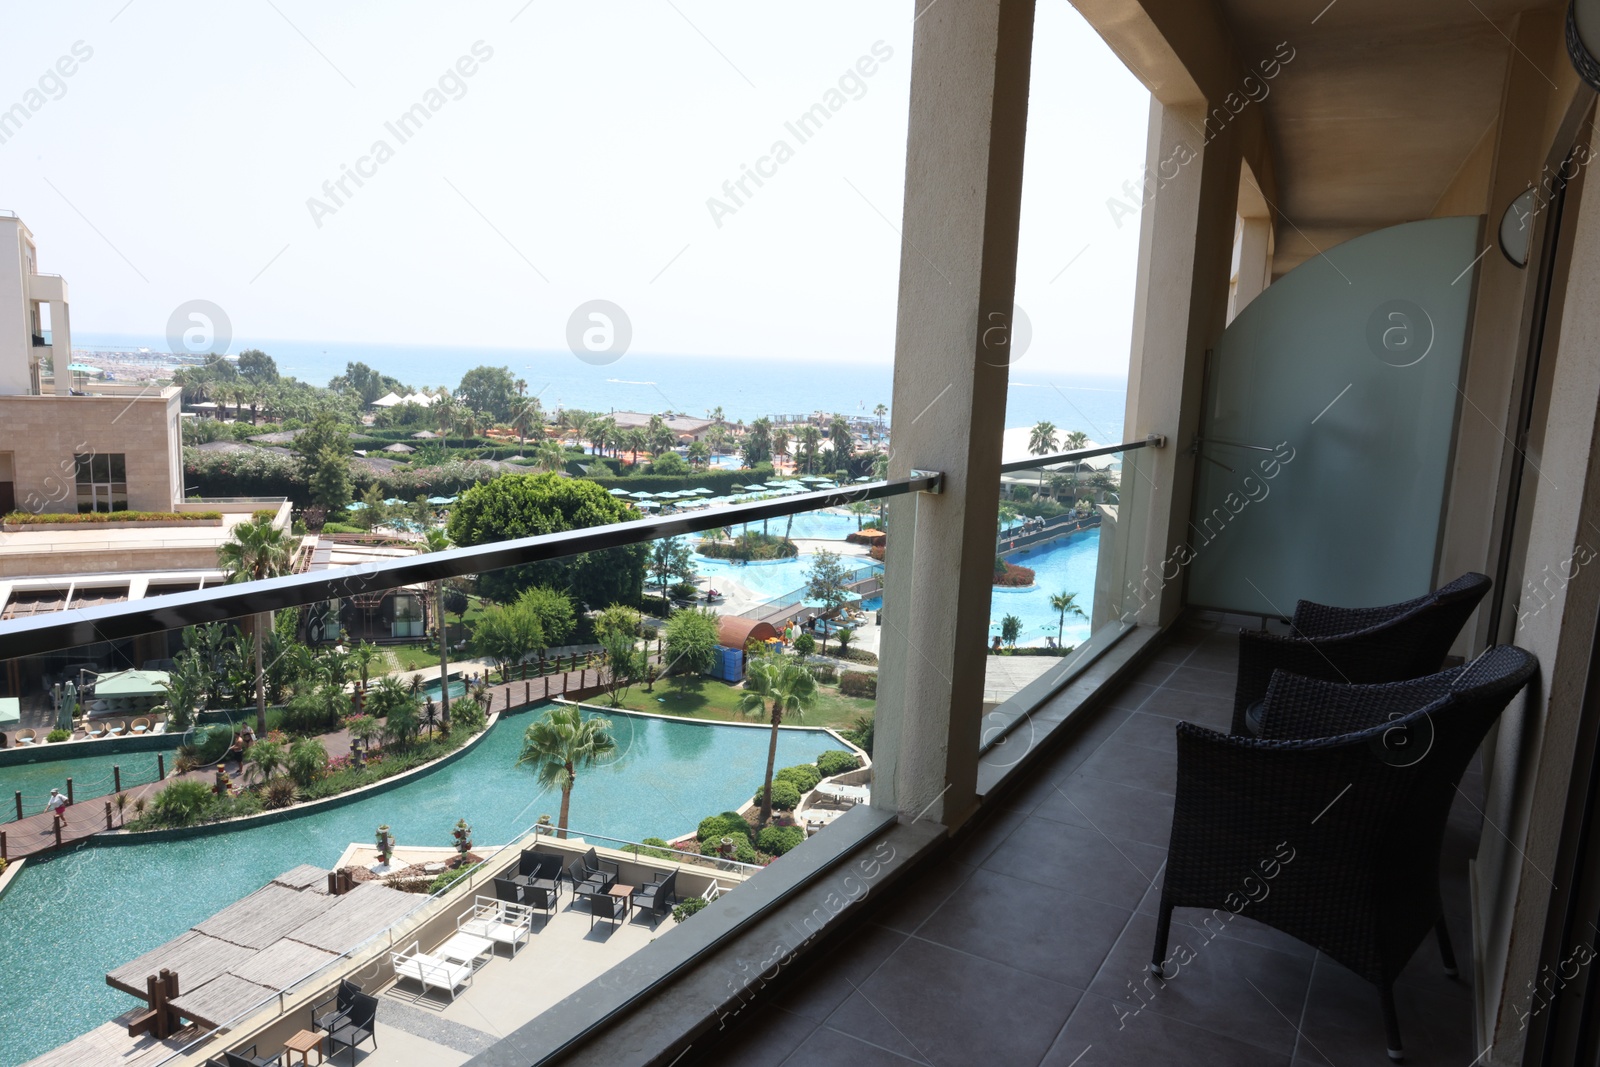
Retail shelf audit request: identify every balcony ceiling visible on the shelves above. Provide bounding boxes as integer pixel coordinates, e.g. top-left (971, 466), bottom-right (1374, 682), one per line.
top-left (1214, 0), bottom-right (1547, 245)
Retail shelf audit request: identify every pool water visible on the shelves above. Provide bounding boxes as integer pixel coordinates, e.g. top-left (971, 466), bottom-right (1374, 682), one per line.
top-left (0, 746), bottom-right (175, 819)
top-left (0, 706), bottom-right (837, 1066)
top-left (692, 552), bottom-right (881, 604)
top-left (990, 529), bottom-right (1101, 647)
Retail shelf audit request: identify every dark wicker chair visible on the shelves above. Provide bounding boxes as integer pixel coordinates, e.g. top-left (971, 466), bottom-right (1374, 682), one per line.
top-left (324, 990), bottom-right (378, 1064)
top-left (221, 1045), bottom-right (279, 1067)
top-left (310, 977), bottom-right (363, 1034)
top-left (1232, 571), bottom-right (1492, 736)
top-left (583, 890), bottom-right (627, 929)
top-left (1155, 646), bottom-right (1536, 1062)
top-left (492, 875), bottom-right (525, 906)
top-left (630, 869), bottom-right (678, 925)
top-left (514, 849), bottom-right (564, 913)
top-left (568, 848), bottom-right (618, 895)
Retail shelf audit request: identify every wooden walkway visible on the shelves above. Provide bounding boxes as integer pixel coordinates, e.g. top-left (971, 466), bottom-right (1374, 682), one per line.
top-left (0, 661), bottom-right (610, 862)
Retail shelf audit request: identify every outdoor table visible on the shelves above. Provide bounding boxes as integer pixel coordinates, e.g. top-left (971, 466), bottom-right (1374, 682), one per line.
top-left (283, 1028), bottom-right (325, 1066)
top-left (607, 885), bottom-right (635, 919)
top-left (436, 931), bottom-right (495, 967)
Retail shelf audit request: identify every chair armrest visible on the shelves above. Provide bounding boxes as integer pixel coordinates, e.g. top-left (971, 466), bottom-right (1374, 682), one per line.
top-left (597, 857), bottom-right (620, 876)
top-left (1289, 598), bottom-right (1407, 638)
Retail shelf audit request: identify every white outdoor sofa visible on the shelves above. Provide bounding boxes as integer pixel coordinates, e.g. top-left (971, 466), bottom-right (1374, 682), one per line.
top-left (391, 941), bottom-right (474, 1001)
top-left (457, 896), bottom-right (535, 957)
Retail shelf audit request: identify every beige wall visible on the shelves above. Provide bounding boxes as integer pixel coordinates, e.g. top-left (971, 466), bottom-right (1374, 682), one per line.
top-left (0, 387), bottom-right (181, 516)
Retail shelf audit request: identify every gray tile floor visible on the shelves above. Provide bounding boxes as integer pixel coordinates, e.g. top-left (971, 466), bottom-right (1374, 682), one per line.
top-left (701, 615), bottom-right (1485, 1066)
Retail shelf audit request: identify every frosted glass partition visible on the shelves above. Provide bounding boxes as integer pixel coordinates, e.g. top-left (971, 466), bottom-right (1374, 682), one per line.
top-left (1187, 216), bottom-right (1481, 615)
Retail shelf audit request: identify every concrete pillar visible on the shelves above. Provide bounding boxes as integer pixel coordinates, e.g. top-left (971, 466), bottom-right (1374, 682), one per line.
top-left (50, 299), bottom-right (70, 395)
top-left (1116, 98), bottom-right (1241, 628)
top-left (875, 0), bottom-right (1035, 831)
top-left (1228, 216), bottom-right (1271, 321)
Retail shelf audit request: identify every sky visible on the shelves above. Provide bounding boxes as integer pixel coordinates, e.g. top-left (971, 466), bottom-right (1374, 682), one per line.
top-left (0, 1), bottom-right (1150, 376)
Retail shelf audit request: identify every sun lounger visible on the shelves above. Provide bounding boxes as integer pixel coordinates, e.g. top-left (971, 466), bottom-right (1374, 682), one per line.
top-left (391, 940), bottom-right (473, 1000)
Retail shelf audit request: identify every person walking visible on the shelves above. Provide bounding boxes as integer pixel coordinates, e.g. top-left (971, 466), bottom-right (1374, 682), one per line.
top-left (48, 788), bottom-right (68, 823)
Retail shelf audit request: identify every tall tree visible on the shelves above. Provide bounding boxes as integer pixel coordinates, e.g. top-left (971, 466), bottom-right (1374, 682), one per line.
top-left (743, 417), bottom-right (773, 467)
top-left (422, 527), bottom-right (453, 719)
top-left (650, 536), bottom-right (695, 599)
top-left (216, 517), bottom-right (297, 735)
top-left (447, 473), bottom-right (645, 607)
top-left (738, 656), bottom-right (819, 825)
top-left (456, 365), bottom-right (520, 423)
top-left (237, 348), bottom-right (279, 384)
top-left (517, 706), bottom-right (617, 838)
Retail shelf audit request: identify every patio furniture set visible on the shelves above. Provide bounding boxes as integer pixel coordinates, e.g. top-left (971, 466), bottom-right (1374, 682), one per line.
top-left (1153, 571), bottom-right (1536, 1062)
top-left (206, 977), bottom-right (377, 1066)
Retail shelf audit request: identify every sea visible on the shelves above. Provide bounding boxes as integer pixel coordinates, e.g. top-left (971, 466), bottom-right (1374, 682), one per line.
top-left (73, 333), bottom-right (1129, 444)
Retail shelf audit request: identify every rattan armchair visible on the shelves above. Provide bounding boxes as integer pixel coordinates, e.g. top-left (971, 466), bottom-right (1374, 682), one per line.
top-left (1155, 646), bottom-right (1536, 1061)
top-left (1232, 571), bottom-right (1491, 736)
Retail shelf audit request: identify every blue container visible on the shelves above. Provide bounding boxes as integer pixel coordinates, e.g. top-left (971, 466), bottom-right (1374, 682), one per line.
top-left (713, 646), bottom-right (745, 683)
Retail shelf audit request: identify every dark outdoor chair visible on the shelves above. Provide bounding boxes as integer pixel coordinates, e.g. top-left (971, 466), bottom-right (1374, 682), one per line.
top-left (324, 990), bottom-right (379, 1064)
top-left (1232, 571), bottom-right (1492, 736)
top-left (568, 848), bottom-right (618, 895)
top-left (310, 977), bottom-right (363, 1034)
top-left (1155, 646), bottom-right (1536, 1062)
top-left (492, 875), bottom-right (525, 906)
top-left (515, 849), bottom-right (564, 913)
top-left (630, 869), bottom-right (678, 925)
top-left (583, 890), bottom-right (626, 929)
top-left (222, 1045), bottom-right (279, 1067)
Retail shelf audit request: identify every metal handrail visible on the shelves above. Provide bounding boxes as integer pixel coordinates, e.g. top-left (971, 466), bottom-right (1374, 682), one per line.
top-left (0, 473), bottom-right (942, 657)
top-left (998, 436), bottom-right (1156, 474)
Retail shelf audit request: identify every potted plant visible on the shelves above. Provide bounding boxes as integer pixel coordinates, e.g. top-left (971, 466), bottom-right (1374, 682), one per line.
top-left (452, 818), bottom-right (473, 864)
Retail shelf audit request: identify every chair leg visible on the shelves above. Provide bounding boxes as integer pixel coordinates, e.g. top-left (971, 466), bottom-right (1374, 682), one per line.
top-left (1435, 917), bottom-right (1459, 978)
top-left (1380, 984), bottom-right (1404, 1062)
top-left (1150, 897), bottom-right (1174, 977)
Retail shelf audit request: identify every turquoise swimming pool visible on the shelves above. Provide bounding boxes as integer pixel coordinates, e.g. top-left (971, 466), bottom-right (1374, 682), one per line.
top-left (0, 745), bottom-right (174, 820)
top-left (991, 529), bottom-right (1101, 647)
top-left (692, 552), bottom-right (881, 603)
top-left (0, 706), bottom-right (838, 1066)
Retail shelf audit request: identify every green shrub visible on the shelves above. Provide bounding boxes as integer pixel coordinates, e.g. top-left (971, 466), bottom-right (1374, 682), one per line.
top-left (281, 690), bottom-right (347, 734)
top-left (843, 714), bottom-right (874, 757)
top-left (816, 750), bottom-right (863, 777)
top-left (672, 897), bottom-right (708, 923)
top-left (148, 780), bottom-right (215, 826)
top-left (732, 837), bottom-right (759, 863)
top-left (793, 632), bottom-right (816, 657)
top-left (757, 780), bottom-right (801, 812)
top-left (758, 825), bottom-right (806, 856)
top-left (808, 663), bottom-right (837, 685)
top-left (427, 864), bottom-right (478, 895)
top-left (450, 697), bottom-right (487, 734)
top-left (263, 777), bottom-right (299, 809)
top-left (633, 837), bottom-right (677, 860)
top-left (46, 728), bottom-right (72, 743)
top-left (286, 738), bottom-right (328, 788)
top-left (838, 671), bottom-right (877, 698)
top-left (186, 724), bottom-right (231, 765)
top-left (697, 811), bottom-right (754, 845)
top-left (213, 791), bottom-right (263, 820)
top-left (775, 764), bottom-right (822, 794)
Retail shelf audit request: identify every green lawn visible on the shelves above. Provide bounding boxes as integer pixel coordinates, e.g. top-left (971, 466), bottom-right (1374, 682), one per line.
top-left (607, 675), bottom-right (873, 730)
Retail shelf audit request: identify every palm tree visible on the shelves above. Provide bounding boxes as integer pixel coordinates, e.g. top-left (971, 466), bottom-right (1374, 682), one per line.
top-left (1064, 430), bottom-right (1089, 450)
top-left (1049, 590), bottom-right (1087, 647)
top-left (516, 705), bottom-right (617, 838)
top-left (532, 440), bottom-right (566, 473)
top-left (772, 428), bottom-right (790, 471)
top-left (422, 528), bottom-right (453, 719)
top-left (1028, 420), bottom-right (1059, 493)
top-left (623, 427), bottom-right (648, 464)
top-left (349, 642), bottom-right (380, 692)
top-left (847, 501), bottom-right (873, 530)
top-left (647, 414), bottom-right (676, 456)
top-left (798, 425), bottom-right (822, 474)
top-left (217, 517), bottom-right (297, 735)
top-left (874, 402), bottom-right (888, 428)
top-left (738, 656), bottom-right (819, 825)
top-left (828, 413), bottom-right (853, 461)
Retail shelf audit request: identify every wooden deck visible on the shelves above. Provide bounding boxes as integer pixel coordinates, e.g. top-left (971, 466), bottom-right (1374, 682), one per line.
top-left (33, 867), bottom-right (422, 1066)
